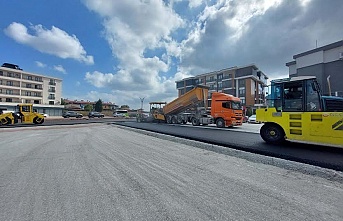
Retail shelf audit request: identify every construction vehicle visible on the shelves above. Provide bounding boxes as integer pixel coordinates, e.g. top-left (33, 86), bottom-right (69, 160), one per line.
top-left (0, 104), bottom-right (44, 125)
top-left (136, 102), bottom-right (166, 123)
top-left (137, 85), bottom-right (243, 127)
top-left (256, 76), bottom-right (343, 147)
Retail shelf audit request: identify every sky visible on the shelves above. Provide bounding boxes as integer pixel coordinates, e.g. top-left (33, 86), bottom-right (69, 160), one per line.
top-left (1, 0), bottom-right (342, 110)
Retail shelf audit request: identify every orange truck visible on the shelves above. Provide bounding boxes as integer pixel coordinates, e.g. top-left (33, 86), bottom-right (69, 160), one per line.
top-left (162, 85), bottom-right (243, 127)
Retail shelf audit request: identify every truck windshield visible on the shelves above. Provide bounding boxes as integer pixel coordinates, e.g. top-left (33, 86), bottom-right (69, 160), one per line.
top-left (231, 101), bottom-right (242, 110)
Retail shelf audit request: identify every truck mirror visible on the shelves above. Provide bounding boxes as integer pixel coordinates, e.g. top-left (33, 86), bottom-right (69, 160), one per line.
top-left (311, 82), bottom-right (317, 91)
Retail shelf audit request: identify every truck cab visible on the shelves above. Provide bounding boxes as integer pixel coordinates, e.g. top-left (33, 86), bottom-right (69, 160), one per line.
top-left (211, 92), bottom-right (243, 127)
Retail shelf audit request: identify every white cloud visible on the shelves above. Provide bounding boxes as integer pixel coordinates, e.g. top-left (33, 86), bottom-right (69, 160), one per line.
top-left (4, 22), bottom-right (94, 65)
top-left (53, 65), bottom-right (67, 74)
top-left (179, 0), bottom-right (343, 79)
top-left (81, 0), bottom-right (186, 108)
top-left (35, 61), bottom-right (46, 68)
top-left (81, 0), bottom-right (343, 109)
top-left (188, 0), bottom-right (204, 8)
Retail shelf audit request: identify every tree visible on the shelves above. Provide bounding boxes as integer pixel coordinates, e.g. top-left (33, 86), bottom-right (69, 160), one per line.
top-left (61, 98), bottom-right (66, 105)
top-left (84, 104), bottom-right (93, 111)
top-left (120, 105), bottom-right (130, 110)
top-left (95, 99), bottom-right (103, 112)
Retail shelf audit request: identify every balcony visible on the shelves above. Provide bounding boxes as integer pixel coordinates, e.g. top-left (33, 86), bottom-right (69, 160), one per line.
top-left (222, 75), bottom-right (232, 80)
top-left (48, 89), bottom-right (56, 93)
top-left (21, 93), bottom-right (43, 97)
top-left (207, 78), bottom-right (217, 83)
top-left (0, 82), bottom-right (21, 88)
top-left (49, 82), bottom-right (56, 86)
top-left (0, 91), bottom-right (20, 96)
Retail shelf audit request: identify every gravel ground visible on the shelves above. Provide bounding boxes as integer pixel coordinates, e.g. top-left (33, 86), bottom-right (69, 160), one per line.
top-left (0, 124), bottom-right (342, 221)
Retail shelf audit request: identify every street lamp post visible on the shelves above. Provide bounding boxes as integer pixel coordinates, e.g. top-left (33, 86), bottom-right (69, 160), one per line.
top-left (139, 97), bottom-right (145, 111)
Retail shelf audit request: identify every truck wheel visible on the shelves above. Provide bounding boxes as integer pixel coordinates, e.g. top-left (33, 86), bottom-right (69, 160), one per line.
top-left (171, 116), bottom-right (178, 124)
top-left (216, 118), bottom-right (225, 128)
top-left (166, 115), bottom-right (172, 124)
top-left (191, 118), bottom-right (200, 126)
top-left (260, 123), bottom-right (285, 144)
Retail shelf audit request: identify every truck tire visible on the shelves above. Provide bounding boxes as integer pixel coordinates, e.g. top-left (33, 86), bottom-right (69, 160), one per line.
top-left (191, 118), bottom-right (200, 126)
top-left (216, 118), bottom-right (225, 128)
top-left (260, 123), bottom-right (285, 144)
top-left (166, 115), bottom-right (172, 124)
top-left (171, 116), bottom-right (178, 124)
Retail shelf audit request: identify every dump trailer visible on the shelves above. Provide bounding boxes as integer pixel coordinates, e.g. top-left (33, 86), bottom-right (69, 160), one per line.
top-left (256, 76), bottom-right (343, 147)
top-left (163, 85), bottom-right (212, 126)
top-left (0, 104), bottom-right (44, 125)
top-left (162, 85), bottom-right (243, 127)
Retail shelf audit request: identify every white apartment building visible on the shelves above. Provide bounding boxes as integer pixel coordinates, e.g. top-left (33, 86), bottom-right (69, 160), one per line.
top-left (0, 64), bottom-right (64, 116)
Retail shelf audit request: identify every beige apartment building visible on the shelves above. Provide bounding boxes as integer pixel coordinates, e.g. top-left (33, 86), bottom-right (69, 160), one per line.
top-left (0, 63), bottom-right (64, 116)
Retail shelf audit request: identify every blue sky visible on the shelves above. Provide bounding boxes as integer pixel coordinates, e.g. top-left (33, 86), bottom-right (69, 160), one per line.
top-left (1, 0), bottom-right (342, 109)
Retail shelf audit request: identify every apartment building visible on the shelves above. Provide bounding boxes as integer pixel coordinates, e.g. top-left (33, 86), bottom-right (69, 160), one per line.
top-left (176, 64), bottom-right (268, 113)
top-left (286, 40), bottom-right (343, 97)
top-left (0, 63), bottom-right (64, 116)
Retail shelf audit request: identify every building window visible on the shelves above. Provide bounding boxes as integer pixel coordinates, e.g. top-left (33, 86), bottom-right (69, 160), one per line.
top-left (49, 101), bottom-right (54, 105)
top-left (49, 87), bottom-right (56, 92)
top-left (6, 98), bottom-right (12, 102)
top-left (6, 90), bottom-right (13, 95)
top-left (217, 74), bottom-right (223, 80)
top-left (34, 100), bottom-right (40, 104)
top-left (48, 94), bottom-right (55, 99)
top-left (49, 79), bottom-right (56, 85)
top-left (0, 71), bottom-right (3, 76)
top-left (240, 98), bottom-right (245, 105)
top-left (239, 88), bottom-right (245, 95)
top-left (26, 91), bottom-right (32, 96)
top-left (218, 82), bottom-right (222, 90)
top-left (34, 77), bottom-right (42, 82)
top-left (223, 80), bottom-right (231, 88)
top-left (27, 76), bottom-right (32, 80)
top-left (26, 84), bottom-right (32, 88)
top-left (6, 81), bottom-right (13, 86)
top-left (239, 79), bottom-right (245, 87)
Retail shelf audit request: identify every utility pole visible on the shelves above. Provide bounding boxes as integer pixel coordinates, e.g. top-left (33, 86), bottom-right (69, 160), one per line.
top-left (139, 97), bottom-right (145, 111)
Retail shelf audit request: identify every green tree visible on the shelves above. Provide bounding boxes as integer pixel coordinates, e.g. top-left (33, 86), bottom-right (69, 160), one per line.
top-left (84, 104), bottom-right (93, 111)
top-left (95, 99), bottom-right (103, 112)
top-left (61, 98), bottom-right (66, 105)
top-left (120, 105), bottom-right (130, 109)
